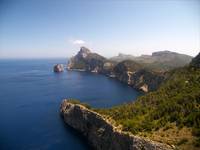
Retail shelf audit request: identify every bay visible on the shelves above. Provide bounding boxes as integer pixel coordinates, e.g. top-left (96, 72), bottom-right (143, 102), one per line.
top-left (0, 59), bottom-right (142, 150)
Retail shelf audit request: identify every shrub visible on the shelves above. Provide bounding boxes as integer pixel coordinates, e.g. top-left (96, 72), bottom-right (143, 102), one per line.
top-left (176, 138), bottom-right (188, 146)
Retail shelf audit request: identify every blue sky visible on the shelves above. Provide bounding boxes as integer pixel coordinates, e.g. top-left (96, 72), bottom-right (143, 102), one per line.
top-left (0, 0), bottom-right (199, 58)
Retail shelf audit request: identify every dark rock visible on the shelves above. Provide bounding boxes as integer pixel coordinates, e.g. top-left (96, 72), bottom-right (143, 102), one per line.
top-left (54, 64), bottom-right (64, 72)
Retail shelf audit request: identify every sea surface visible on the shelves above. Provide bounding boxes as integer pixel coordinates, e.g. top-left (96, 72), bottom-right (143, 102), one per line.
top-left (0, 59), bottom-right (142, 150)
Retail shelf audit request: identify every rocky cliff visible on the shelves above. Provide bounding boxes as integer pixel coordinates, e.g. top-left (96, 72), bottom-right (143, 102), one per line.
top-left (67, 47), bottom-right (166, 92)
top-left (60, 100), bottom-right (173, 150)
top-left (112, 60), bottom-right (166, 92)
top-left (68, 47), bottom-right (107, 73)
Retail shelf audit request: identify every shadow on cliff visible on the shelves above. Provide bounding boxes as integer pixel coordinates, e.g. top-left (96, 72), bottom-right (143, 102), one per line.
top-left (59, 114), bottom-right (93, 150)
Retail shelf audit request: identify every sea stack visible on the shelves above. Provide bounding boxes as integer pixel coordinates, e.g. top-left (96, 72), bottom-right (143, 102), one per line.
top-left (54, 64), bottom-right (64, 72)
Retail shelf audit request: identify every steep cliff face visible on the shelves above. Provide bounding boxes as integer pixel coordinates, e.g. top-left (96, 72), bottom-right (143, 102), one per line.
top-left (112, 60), bottom-right (165, 91)
top-left (68, 47), bottom-right (106, 73)
top-left (130, 69), bottom-right (165, 92)
top-left (60, 100), bottom-right (173, 150)
top-left (112, 60), bottom-right (139, 85)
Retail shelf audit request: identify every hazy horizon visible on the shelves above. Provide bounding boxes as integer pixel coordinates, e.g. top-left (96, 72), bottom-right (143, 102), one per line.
top-left (0, 47), bottom-right (196, 59)
top-left (0, 0), bottom-right (200, 58)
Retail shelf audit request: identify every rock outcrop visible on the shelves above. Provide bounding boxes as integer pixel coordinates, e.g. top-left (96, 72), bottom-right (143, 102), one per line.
top-left (68, 47), bottom-right (106, 73)
top-left (54, 64), bottom-right (64, 72)
top-left (60, 100), bottom-right (173, 150)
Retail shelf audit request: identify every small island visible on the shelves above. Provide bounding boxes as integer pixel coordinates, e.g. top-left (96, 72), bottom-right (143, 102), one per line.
top-left (54, 64), bottom-right (64, 72)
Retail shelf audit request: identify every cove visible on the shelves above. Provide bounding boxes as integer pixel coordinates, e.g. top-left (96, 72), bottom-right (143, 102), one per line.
top-left (0, 59), bottom-right (142, 150)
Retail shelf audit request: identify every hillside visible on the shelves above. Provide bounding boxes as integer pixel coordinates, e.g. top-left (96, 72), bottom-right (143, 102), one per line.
top-left (96, 55), bottom-right (200, 150)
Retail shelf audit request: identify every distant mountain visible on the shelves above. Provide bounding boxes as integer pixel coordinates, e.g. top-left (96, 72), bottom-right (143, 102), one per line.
top-left (110, 51), bottom-right (193, 71)
top-left (110, 53), bottom-right (136, 62)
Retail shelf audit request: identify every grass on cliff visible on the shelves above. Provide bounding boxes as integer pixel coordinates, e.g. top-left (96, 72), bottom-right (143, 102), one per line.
top-left (96, 66), bottom-right (200, 148)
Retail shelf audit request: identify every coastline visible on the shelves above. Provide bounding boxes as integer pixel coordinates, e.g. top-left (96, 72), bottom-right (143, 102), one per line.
top-left (67, 68), bottom-right (147, 93)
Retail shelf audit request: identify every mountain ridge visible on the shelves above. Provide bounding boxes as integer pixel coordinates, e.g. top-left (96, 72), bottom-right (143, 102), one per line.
top-left (67, 47), bottom-right (192, 92)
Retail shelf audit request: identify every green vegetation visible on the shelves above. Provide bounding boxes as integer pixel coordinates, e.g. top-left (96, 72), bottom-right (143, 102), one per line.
top-left (177, 138), bottom-right (188, 146)
top-left (114, 60), bottom-right (142, 72)
top-left (66, 99), bottom-right (91, 109)
top-left (72, 59), bottom-right (87, 69)
top-left (96, 66), bottom-right (200, 148)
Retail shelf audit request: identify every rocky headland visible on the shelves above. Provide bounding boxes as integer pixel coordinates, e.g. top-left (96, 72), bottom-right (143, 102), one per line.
top-left (60, 99), bottom-right (173, 150)
top-left (67, 47), bottom-right (176, 92)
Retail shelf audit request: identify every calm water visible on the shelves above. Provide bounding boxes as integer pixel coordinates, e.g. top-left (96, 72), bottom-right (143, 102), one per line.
top-left (0, 59), bottom-right (142, 150)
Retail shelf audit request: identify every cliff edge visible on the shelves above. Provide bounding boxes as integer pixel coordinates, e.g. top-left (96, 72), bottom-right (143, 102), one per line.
top-left (60, 99), bottom-right (173, 150)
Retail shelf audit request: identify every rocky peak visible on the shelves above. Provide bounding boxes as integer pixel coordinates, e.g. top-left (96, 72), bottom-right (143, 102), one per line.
top-left (78, 47), bottom-right (91, 58)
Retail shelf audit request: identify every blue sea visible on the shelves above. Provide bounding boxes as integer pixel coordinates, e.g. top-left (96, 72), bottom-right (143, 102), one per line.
top-left (0, 59), bottom-right (142, 150)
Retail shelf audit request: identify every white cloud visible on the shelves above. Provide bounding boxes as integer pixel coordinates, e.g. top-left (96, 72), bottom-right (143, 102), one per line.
top-left (72, 40), bottom-right (85, 45)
